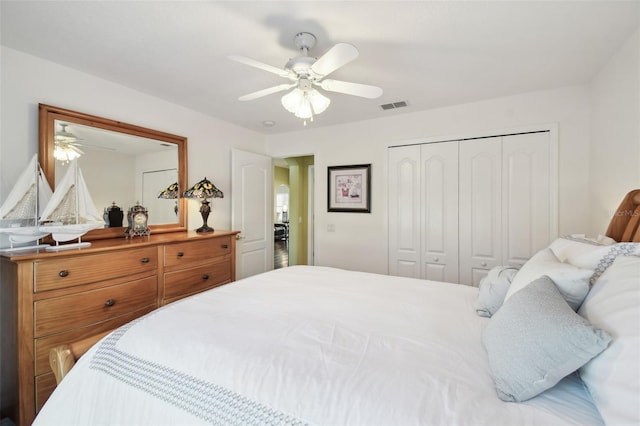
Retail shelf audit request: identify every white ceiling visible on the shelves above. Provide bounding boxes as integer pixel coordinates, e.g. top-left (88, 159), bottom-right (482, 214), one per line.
top-left (2, 1), bottom-right (638, 135)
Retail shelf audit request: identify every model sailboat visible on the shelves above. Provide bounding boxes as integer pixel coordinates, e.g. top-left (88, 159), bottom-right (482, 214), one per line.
top-left (0, 154), bottom-right (53, 252)
top-left (39, 160), bottom-right (104, 251)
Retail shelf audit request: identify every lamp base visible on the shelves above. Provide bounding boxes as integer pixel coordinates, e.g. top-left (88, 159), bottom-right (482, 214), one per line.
top-left (195, 225), bottom-right (214, 233)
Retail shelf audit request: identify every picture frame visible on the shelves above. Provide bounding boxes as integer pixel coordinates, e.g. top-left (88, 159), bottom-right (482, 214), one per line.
top-left (327, 164), bottom-right (371, 213)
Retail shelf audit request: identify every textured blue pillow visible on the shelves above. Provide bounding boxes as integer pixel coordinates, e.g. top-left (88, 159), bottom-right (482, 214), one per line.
top-left (483, 275), bottom-right (612, 402)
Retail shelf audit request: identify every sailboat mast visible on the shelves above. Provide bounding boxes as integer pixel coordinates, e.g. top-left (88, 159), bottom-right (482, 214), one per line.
top-left (74, 160), bottom-right (80, 224)
top-left (34, 155), bottom-right (39, 226)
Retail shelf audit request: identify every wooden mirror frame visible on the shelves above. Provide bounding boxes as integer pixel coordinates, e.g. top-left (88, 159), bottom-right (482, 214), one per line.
top-left (38, 103), bottom-right (188, 240)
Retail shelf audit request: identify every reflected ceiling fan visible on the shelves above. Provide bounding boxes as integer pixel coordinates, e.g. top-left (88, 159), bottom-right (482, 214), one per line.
top-left (230, 32), bottom-right (383, 124)
top-left (54, 124), bottom-right (85, 163)
top-left (54, 124), bottom-right (114, 164)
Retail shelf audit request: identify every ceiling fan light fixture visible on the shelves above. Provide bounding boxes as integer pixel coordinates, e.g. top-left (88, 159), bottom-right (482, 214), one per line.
top-left (281, 88), bottom-right (330, 122)
top-left (54, 142), bottom-right (83, 164)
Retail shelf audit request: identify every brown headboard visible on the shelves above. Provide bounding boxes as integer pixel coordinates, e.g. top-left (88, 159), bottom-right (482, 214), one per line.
top-left (605, 189), bottom-right (640, 242)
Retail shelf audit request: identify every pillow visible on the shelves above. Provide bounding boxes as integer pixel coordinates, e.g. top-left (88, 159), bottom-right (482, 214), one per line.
top-left (578, 255), bottom-right (640, 426)
top-left (549, 236), bottom-right (639, 285)
top-left (483, 276), bottom-right (612, 402)
top-left (475, 265), bottom-right (520, 317)
top-left (504, 248), bottom-right (592, 310)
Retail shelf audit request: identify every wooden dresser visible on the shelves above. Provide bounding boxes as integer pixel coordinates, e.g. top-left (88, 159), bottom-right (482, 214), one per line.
top-left (0, 230), bottom-right (238, 426)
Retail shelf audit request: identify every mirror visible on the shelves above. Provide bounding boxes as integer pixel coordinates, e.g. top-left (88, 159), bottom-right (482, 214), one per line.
top-left (39, 104), bottom-right (188, 240)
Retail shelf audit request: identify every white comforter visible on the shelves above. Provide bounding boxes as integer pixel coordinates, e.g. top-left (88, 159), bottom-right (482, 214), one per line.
top-left (34, 266), bottom-right (603, 425)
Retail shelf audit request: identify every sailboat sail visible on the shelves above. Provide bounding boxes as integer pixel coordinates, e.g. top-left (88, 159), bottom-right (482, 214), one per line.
top-left (39, 160), bottom-right (104, 243)
top-left (0, 154), bottom-right (52, 247)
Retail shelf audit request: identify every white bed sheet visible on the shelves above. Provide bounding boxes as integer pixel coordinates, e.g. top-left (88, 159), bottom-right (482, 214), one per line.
top-left (34, 266), bottom-right (603, 425)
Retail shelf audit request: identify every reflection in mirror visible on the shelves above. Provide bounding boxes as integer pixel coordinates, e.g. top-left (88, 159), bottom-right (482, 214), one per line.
top-left (39, 104), bottom-right (188, 240)
top-left (54, 123), bottom-right (179, 226)
top-left (143, 169), bottom-right (179, 225)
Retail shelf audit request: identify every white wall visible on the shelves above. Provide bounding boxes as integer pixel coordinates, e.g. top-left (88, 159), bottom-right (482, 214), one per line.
top-left (590, 28), bottom-right (640, 233)
top-left (266, 86), bottom-right (593, 274)
top-left (0, 47), bottom-right (266, 232)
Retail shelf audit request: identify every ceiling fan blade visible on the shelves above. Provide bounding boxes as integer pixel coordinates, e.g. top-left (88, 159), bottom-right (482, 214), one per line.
top-left (238, 84), bottom-right (296, 101)
top-left (311, 43), bottom-right (359, 77)
top-left (229, 55), bottom-right (290, 78)
top-left (318, 79), bottom-right (383, 99)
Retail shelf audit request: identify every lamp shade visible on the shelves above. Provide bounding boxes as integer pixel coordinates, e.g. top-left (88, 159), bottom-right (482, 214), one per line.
top-left (183, 177), bottom-right (223, 200)
top-left (157, 182), bottom-right (179, 199)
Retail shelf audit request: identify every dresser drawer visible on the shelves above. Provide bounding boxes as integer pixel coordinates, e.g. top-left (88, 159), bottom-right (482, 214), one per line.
top-left (34, 307), bottom-right (155, 376)
top-left (163, 260), bottom-right (231, 302)
top-left (35, 247), bottom-right (158, 292)
top-left (164, 236), bottom-right (232, 268)
top-left (34, 275), bottom-right (157, 337)
top-left (35, 372), bottom-right (57, 413)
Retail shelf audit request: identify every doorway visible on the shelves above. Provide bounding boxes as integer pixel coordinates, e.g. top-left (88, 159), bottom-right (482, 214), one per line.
top-left (273, 155), bottom-right (314, 269)
top-left (274, 183), bottom-right (289, 269)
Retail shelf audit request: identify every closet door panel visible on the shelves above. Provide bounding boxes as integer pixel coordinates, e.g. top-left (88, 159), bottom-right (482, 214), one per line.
top-left (502, 133), bottom-right (551, 266)
top-left (421, 143), bottom-right (459, 283)
top-left (388, 146), bottom-right (421, 278)
top-left (459, 137), bottom-right (502, 286)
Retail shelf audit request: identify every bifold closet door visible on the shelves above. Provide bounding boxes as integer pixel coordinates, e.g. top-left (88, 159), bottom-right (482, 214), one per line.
top-left (388, 145), bottom-right (421, 278)
top-left (458, 137), bottom-right (503, 286)
top-left (388, 143), bottom-right (458, 282)
top-left (420, 143), bottom-right (458, 283)
top-left (501, 132), bottom-right (552, 266)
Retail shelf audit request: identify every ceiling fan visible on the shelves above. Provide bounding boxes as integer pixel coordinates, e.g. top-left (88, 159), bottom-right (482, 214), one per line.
top-left (230, 32), bottom-right (383, 123)
top-left (54, 124), bottom-right (85, 163)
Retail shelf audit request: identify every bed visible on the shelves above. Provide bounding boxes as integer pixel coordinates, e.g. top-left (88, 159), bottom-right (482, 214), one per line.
top-left (33, 190), bottom-right (640, 425)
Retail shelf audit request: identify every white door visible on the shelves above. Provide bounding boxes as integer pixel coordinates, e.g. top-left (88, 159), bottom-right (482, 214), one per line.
top-left (388, 145), bottom-right (422, 278)
top-left (459, 137), bottom-right (503, 286)
top-left (421, 142), bottom-right (459, 283)
top-left (502, 132), bottom-right (552, 266)
top-left (231, 149), bottom-right (273, 280)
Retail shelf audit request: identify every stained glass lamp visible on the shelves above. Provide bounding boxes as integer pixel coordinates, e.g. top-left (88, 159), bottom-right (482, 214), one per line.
top-left (183, 177), bottom-right (223, 233)
top-left (157, 182), bottom-right (179, 216)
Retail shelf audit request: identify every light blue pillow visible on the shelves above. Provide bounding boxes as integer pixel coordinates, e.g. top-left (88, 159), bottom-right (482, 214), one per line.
top-left (475, 265), bottom-right (520, 317)
top-left (483, 275), bottom-right (612, 402)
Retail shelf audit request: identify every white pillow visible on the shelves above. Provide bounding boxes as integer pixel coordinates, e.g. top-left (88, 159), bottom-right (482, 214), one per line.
top-left (504, 248), bottom-right (592, 311)
top-left (578, 255), bottom-right (640, 426)
top-left (549, 237), bottom-right (639, 285)
top-left (549, 236), bottom-right (613, 268)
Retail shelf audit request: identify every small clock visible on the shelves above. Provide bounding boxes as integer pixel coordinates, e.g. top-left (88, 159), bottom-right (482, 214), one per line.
top-left (125, 202), bottom-right (150, 238)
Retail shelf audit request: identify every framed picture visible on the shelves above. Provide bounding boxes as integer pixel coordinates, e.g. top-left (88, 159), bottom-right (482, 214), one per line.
top-left (327, 164), bottom-right (371, 213)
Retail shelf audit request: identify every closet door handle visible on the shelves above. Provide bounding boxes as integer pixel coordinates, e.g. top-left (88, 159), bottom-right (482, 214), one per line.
top-left (202, 274), bottom-right (210, 280)
top-left (104, 299), bottom-right (116, 307)
top-left (58, 270), bottom-right (69, 278)
top-left (141, 257), bottom-right (150, 264)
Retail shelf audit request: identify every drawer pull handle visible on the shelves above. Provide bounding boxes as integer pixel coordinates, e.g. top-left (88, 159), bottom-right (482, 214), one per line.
top-left (202, 274), bottom-right (210, 280)
top-left (104, 299), bottom-right (116, 307)
top-left (481, 261), bottom-right (487, 267)
top-left (58, 270), bottom-right (69, 278)
top-left (177, 252), bottom-right (184, 257)
top-left (141, 257), bottom-right (150, 263)
top-left (221, 244), bottom-right (229, 249)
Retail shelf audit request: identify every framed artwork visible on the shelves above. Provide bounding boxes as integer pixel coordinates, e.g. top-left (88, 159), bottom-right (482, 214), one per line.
top-left (327, 164), bottom-right (371, 213)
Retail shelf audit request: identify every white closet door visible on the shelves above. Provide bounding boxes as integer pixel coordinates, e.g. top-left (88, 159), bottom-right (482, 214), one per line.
top-left (388, 145), bottom-right (421, 278)
top-left (421, 143), bottom-right (459, 283)
top-left (502, 132), bottom-right (552, 266)
top-left (459, 137), bottom-right (502, 286)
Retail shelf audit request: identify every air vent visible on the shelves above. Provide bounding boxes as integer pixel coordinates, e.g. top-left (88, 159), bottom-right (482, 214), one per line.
top-left (380, 101), bottom-right (408, 110)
